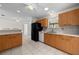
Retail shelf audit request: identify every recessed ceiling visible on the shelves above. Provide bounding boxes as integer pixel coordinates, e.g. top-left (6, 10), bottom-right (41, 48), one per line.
top-left (0, 3), bottom-right (79, 18)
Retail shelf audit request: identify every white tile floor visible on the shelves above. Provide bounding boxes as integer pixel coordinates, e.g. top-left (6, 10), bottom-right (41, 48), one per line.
top-left (0, 37), bottom-right (68, 55)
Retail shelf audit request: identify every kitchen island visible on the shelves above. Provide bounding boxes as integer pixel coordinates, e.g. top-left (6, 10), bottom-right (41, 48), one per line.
top-left (44, 32), bottom-right (79, 55)
top-left (0, 30), bottom-right (22, 52)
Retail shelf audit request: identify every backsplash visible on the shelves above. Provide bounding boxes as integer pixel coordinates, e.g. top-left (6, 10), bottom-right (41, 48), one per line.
top-left (63, 26), bottom-right (79, 35)
top-left (48, 25), bottom-right (79, 35)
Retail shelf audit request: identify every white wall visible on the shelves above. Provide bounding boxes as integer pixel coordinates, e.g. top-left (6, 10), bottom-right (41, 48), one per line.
top-left (0, 9), bottom-right (25, 30)
top-left (0, 9), bottom-right (34, 39)
top-left (63, 26), bottom-right (79, 35)
top-left (0, 18), bottom-right (21, 30)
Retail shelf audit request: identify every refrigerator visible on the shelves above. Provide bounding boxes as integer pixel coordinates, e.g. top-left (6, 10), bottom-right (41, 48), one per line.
top-left (31, 23), bottom-right (43, 41)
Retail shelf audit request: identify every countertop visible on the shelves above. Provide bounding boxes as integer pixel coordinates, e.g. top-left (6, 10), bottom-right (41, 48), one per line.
top-left (46, 31), bottom-right (79, 37)
top-left (0, 30), bottom-right (22, 35)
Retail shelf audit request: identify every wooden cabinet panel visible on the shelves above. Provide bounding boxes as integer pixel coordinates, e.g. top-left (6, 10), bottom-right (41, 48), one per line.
top-left (62, 36), bottom-right (79, 54)
top-left (0, 36), bottom-right (3, 51)
top-left (44, 33), bottom-right (56, 45)
top-left (43, 18), bottom-right (48, 27)
top-left (59, 8), bottom-right (79, 27)
top-left (59, 13), bottom-right (69, 26)
top-left (0, 33), bottom-right (22, 52)
top-left (0, 35), bottom-right (9, 51)
top-left (36, 18), bottom-right (48, 27)
top-left (44, 33), bottom-right (79, 54)
top-left (44, 33), bottom-right (64, 49)
top-left (6, 34), bottom-right (22, 48)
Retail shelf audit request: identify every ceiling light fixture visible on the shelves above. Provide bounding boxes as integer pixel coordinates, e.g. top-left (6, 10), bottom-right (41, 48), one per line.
top-left (16, 20), bottom-right (20, 22)
top-left (27, 5), bottom-right (34, 10)
top-left (17, 10), bottom-right (21, 13)
top-left (44, 8), bottom-right (49, 11)
top-left (25, 3), bottom-right (34, 10)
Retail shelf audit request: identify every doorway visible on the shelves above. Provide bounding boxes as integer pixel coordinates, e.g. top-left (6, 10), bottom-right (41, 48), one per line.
top-left (23, 24), bottom-right (28, 39)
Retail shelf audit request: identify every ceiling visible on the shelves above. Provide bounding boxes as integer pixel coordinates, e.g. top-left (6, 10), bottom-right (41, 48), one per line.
top-left (0, 3), bottom-right (79, 18)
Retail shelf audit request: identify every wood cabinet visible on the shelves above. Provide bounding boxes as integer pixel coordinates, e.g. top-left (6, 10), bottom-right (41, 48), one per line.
top-left (0, 33), bottom-right (22, 52)
top-left (61, 35), bottom-right (79, 54)
top-left (36, 18), bottom-right (48, 27)
top-left (59, 8), bottom-right (79, 27)
top-left (44, 33), bottom-right (79, 54)
top-left (44, 33), bottom-right (62, 48)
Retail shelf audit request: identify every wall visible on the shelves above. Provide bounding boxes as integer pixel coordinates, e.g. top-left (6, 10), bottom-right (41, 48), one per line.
top-left (0, 9), bottom-right (26, 30)
top-left (51, 26), bottom-right (79, 35)
top-left (0, 9), bottom-right (34, 39)
top-left (0, 17), bottom-right (21, 30)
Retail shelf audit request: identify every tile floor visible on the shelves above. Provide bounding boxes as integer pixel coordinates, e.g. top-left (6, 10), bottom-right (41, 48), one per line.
top-left (0, 37), bottom-right (68, 55)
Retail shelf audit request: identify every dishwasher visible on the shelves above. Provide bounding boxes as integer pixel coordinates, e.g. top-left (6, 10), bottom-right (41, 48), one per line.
top-left (39, 31), bottom-right (44, 42)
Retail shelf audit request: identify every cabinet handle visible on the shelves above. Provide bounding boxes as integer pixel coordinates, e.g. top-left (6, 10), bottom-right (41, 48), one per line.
top-left (62, 39), bottom-right (70, 41)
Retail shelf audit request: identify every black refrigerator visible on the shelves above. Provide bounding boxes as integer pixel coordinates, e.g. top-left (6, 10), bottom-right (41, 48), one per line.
top-left (31, 23), bottom-right (43, 41)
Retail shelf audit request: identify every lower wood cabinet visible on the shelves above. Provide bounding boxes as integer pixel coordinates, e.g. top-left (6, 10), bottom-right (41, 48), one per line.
top-left (44, 33), bottom-right (79, 55)
top-left (0, 33), bottom-right (22, 52)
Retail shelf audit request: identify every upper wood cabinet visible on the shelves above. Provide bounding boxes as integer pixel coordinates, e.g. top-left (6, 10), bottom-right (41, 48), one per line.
top-left (36, 18), bottom-right (48, 27)
top-left (59, 8), bottom-right (79, 27)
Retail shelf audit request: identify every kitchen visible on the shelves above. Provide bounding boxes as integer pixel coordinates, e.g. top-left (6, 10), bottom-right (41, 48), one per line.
top-left (0, 3), bottom-right (79, 55)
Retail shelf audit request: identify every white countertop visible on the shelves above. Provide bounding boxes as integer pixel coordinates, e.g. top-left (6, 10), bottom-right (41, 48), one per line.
top-left (47, 31), bottom-right (79, 37)
top-left (0, 30), bottom-right (22, 35)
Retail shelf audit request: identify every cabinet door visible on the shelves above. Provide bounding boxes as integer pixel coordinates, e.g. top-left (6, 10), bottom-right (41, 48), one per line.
top-left (0, 36), bottom-right (3, 51)
top-left (0, 33), bottom-right (22, 52)
top-left (59, 35), bottom-right (71, 53)
top-left (61, 35), bottom-right (79, 55)
top-left (53, 35), bottom-right (65, 49)
top-left (43, 18), bottom-right (48, 27)
top-left (59, 8), bottom-right (79, 27)
top-left (64, 36), bottom-right (79, 55)
top-left (71, 37), bottom-right (79, 54)
top-left (0, 35), bottom-right (9, 51)
top-left (44, 33), bottom-right (57, 46)
top-left (37, 18), bottom-right (48, 27)
top-left (59, 13), bottom-right (69, 27)
top-left (8, 33), bottom-right (22, 48)
top-left (48, 34), bottom-right (59, 47)
top-left (44, 33), bottom-right (64, 49)
top-left (67, 9), bottom-right (79, 25)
